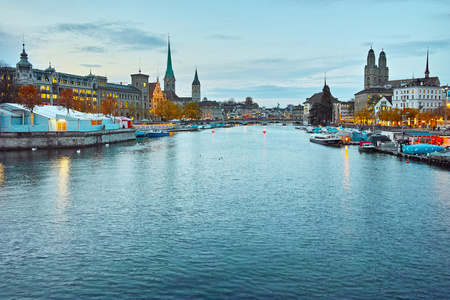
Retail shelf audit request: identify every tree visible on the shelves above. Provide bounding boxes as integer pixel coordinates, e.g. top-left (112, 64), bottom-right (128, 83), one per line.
top-left (182, 102), bottom-right (202, 119)
top-left (17, 85), bottom-right (42, 125)
top-left (76, 99), bottom-right (93, 113)
top-left (309, 84), bottom-right (334, 125)
top-left (153, 99), bottom-right (181, 121)
top-left (418, 111), bottom-right (432, 126)
top-left (354, 108), bottom-right (374, 125)
top-left (0, 60), bottom-right (20, 103)
top-left (367, 94), bottom-right (381, 109)
top-left (57, 88), bottom-right (76, 114)
top-left (101, 96), bottom-right (117, 117)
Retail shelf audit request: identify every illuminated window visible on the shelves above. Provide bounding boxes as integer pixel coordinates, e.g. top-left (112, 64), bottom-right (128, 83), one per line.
top-left (126, 102), bottom-right (129, 108)
top-left (57, 121), bottom-right (67, 131)
top-left (52, 78), bottom-right (57, 83)
top-left (41, 94), bottom-right (46, 99)
top-left (120, 101), bottom-right (123, 108)
top-left (53, 95), bottom-right (57, 99)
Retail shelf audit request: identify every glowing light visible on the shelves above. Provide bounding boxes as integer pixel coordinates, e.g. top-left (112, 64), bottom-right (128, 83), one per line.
top-left (56, 156), bottom-right (71, 222)
top-left (0, 163), bottom-right (4, 187)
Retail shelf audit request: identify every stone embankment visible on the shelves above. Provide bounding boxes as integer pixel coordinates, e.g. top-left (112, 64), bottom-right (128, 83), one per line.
top-left (0, 129), bottom-right (136, 150)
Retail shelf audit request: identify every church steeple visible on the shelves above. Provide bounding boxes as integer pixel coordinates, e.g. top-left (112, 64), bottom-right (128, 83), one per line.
top-left (425, 48), bottom-right (430, 78)
top-left (192, 68), bottom-right (200, 85)
top-left (191, 68), bottom-right (201, 102)
top-left (164, 35), bottom-right (176, 92)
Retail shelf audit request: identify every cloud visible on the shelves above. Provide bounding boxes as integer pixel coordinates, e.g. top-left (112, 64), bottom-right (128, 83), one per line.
top-left (52, 21), bottom-right (165, 50)
top-left (79, 64), bottom-right (102, 68)
top-left (373, 37), bottom-right (450, 60)
top-left (207, 34), bottom-right (241, 40)
top-left (80, 46), bottom-right (106, 53)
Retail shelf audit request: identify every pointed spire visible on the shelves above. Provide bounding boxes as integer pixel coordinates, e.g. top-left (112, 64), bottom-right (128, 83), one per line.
top-left (165, 34), bottom-right (174, 79)
top-left (324, 72), bottom-right (327, 86)
top-left (192, 67), bottom-right (200, 85)
top-left (425, 48), bottom-right (430, 78)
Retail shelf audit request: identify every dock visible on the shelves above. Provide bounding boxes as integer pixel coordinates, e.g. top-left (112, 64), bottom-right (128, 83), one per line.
top-left (374, 147), bottom-right (450, 169)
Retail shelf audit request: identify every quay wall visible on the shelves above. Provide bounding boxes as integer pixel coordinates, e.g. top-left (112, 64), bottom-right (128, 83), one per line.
top-left (0, 129), bottom-right (136, 150)
top-left (375, 148), bottom-right (450, 169)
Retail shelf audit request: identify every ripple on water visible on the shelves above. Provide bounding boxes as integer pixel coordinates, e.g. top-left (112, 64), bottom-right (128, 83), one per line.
top-left (0, 126), bottom-right (449, 298)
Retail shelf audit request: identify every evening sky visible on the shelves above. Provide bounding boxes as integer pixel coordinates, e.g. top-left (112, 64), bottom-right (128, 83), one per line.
top-left (0, 0), bottom-right (449, 107)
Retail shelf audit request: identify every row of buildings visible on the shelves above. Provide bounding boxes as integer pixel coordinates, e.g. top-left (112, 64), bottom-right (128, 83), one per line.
top-left (1, 41), bottom-right (448, 127)
top-left (1, 38), bottom-right (202, 122)
top-left (302, 48), bottom-right (448, 125)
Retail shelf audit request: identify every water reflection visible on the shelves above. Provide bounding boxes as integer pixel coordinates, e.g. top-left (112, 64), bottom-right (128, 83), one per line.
top-left (343, 145), bottom-right (350, 189)
top-left (56, 156), bottom-right (71, 222)
top-left (0, 163), bottom-right (4, 187)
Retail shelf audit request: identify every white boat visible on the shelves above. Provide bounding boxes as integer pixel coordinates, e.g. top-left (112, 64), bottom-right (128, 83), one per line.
top-left (305, 126), bottom-right (315, 133)
top-left (358, 142), bottom-right (375, 152)
top-left (310, 133), bottom-right (342, 147)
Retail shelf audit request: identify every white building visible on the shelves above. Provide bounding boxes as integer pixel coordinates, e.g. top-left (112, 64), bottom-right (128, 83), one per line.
top-left (391, 80), bottom-right (443, 112)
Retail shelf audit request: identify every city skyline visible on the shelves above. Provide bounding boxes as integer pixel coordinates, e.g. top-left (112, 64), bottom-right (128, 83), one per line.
top-left (1, 0), bottom-right (449, 107)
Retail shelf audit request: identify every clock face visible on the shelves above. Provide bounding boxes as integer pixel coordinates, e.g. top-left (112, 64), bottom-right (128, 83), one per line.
top-left (193, 86), bottom-right (199, 92)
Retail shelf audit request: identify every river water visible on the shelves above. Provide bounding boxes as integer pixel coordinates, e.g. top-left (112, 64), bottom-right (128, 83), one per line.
top-left (1, 125), bottom-right (449, 299)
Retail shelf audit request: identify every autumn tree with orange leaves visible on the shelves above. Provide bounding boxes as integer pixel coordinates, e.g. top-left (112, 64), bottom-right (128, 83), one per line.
top-left (57, 88), bottom-right (76, 114)
top-left (101, 96), bottom-right (117, 117)
top-left (17, 85), bottom-right (41, 125)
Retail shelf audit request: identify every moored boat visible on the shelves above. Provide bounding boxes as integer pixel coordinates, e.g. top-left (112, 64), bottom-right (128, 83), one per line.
top-left (310, 133), bottom-right (342, 147)
top-left (136, 131), bottom-right (146, 138)
top-left (358, 141), bottom-right (375, 152)
top-left (147, 130), bottom-right (170, 138)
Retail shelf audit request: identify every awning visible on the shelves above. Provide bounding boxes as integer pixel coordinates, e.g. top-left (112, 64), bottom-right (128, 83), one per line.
top-left (406, 132), bottom-right (436, 136)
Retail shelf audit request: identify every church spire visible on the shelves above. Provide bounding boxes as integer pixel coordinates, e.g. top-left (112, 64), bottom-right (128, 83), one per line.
top-left (192, 67), bottom-right (200, 85)
top-left (324, 72), bottom-right (327, 86)
top-left (165, 35), bottom-right (174, 79)
top-left (164, 35), bottom-right (176, 92)
top-left (425, 48), bottom-right (430, 78)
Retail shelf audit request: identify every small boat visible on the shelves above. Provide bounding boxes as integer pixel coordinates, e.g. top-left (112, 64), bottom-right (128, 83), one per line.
top-left (147, 130), bottom-right (170, 138)
top-left (310, 133), bottom-right (342, 147)
top-left (136, 131), bottom-right (146, 138)
top-left (358, 141), bottom-right (375, 152)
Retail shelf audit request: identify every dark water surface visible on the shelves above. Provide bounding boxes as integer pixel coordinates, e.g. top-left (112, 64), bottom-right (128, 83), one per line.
top-left (1, 125), bottom-right (449, 299)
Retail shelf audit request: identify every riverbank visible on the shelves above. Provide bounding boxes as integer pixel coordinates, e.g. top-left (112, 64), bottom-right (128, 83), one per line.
top-left (0, 129), bottom-right (136, 150)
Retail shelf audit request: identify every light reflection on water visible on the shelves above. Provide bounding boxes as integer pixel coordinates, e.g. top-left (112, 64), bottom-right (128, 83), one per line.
top-left (0, 163), bottom-right (4, 187)
top-left (0, 125), bottom-right (449, 299)
top-left (55, 156), bottom-right (71, 222)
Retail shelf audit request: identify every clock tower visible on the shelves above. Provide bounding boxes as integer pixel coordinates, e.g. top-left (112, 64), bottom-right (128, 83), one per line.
top-left (192, 68), bottom-right (201, 102)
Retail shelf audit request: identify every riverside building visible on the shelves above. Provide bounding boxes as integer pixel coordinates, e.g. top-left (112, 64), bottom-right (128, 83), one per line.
top-left (355, 48), bottom-right (441, 113)
top-left (2, 44), bottom-right (151, 119)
